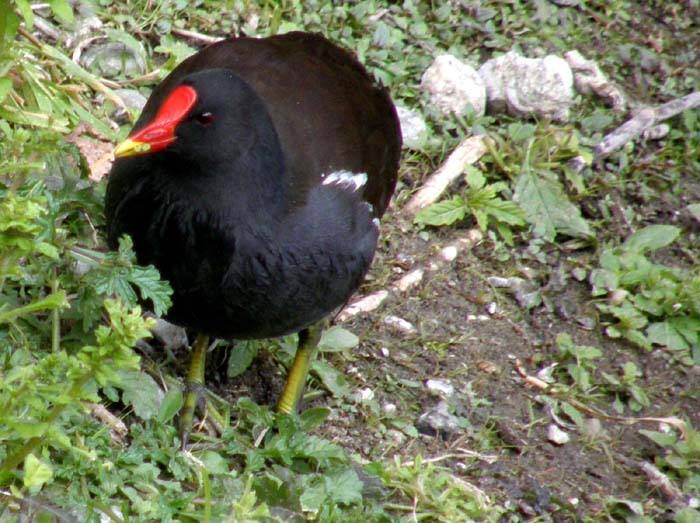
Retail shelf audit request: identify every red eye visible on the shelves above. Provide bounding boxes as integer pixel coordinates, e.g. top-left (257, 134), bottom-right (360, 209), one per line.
top-left (195, 112), bottom-right (214, 125)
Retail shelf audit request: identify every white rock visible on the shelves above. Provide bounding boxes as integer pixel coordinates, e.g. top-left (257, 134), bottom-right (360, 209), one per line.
top-left (383, 315), bottom-right (417, 335)
top-left (382, 403), bottom-right (397, 415)
top-left (395, 269), bottom-right (424, 292)
top-left (479, 50), bottom-right (574, 122)
top-left (441, 245), bottom-right (458, 262)
top-left (150, 319), bottom-right (188, 350)
top-left (425, 379), bottom-right (455, 397)
top-left (352, 387), bottom-right (375, 403)
top-left (421, 54), bottom-right (486, 116)
top-left (547, 424), bottom-right (570, 445)
top-left (396, 105), bottom-right (428, 149)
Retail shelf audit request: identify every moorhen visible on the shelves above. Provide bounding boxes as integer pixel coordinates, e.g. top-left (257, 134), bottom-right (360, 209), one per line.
top-left (104, 32), bottom-right (401, 443)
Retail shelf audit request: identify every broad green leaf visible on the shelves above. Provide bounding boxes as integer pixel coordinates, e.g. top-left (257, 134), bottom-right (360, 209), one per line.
top-left (484, 199), bottom-right (526, 226)
top-left (120, 369), bottom-right (162, 420)
top-left (198, 451), bottom-right (230, 475)
top-left (311, 360), bottom-right (350, 398)
top-left (669, 316), bottom-right (700, 345)
top-left (560, 402), bottom-right (584, 427)
top-left (507, 122), bottom-right (536, 141)
top-left (0, 77), bottom-right (11, 104)
top-left (10, 422), bottom-right (49, 438)
top-left (646, 321), bottom-right (689, 351)
top-left (23, 454), bottom-right (53, 491)
top-left (638, 429), bottom-right (677, 447)
top-left (325, 468), bottom-right (363, 505)
top-left (299, 477), bottom-right (326, 514)
top-left (319, 326), bottom-right (359, 353)
top-left (414, 196), bottom-right (467, 226)
top-left (514, 169), bottom-right (592, 241)
top-left (48, 0), bottom-right (74, 23)
top-left (0, 291), bottom-right (68, 324)
top-left (472, 208), bottom-right (488, 230)
top-left (158, 388), bottom-right (184, 423)
top-left (622, 225), bottom-right (680, 254)
top-left (686, 203), bottom-right (700, 222)
top-left (300, 407), bottom-right (330, 431)
top-left (465, 166), bottom-right (485, 189)
top-left (674, 508), bottom-right (700, 523)
top-left (228, 340), bottom-right (259, 378)
top-left (14, 0), bottom-right (34, 29)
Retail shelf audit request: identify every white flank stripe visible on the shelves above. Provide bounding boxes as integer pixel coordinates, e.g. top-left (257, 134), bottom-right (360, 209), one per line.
top-left (321, 170), bottom-right (367, 192)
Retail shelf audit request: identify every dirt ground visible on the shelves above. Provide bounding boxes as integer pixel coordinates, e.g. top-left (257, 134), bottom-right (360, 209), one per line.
top-left (194, 171), bottom-right (700, 521)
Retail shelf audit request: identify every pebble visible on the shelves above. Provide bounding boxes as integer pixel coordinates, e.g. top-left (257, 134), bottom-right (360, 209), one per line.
top-left (441, 245), bottom-right (458, 262)
top-left (150, 319), bottom-right (188, 351)
top-left (396, 105), bottom-right (428, 149)
top-left (415, 400), bottom-right (462, 439)
top-left (479, 50), bottom-right (574, 122)
top-left (547, 424), bottom-right (570, 445)
top-left (425, 379), bottom-right (455, 397)
top-left (421, 54), bottom-right (487, 116)
top-left (383, 315), bottom-right (417, 335)
top-left (352, 387), bottom-right (375, 403)
top-left (382, 403), bottom-right (397, 416)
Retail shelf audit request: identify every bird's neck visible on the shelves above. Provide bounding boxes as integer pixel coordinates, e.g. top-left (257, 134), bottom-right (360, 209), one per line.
top-left (166, 134), bottom-right (288, 224)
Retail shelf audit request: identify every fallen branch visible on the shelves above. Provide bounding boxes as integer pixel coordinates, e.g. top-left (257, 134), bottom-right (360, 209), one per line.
top-left (404, 135), bottom-right (490, 214)
top-left (337, 229), bottom-right (483, 322)
top-left (570, 90), bottom-right (700, 172)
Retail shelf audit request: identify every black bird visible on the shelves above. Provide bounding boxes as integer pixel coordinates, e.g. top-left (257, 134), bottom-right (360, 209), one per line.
top-left (105, 32), bottom-right (401, 444)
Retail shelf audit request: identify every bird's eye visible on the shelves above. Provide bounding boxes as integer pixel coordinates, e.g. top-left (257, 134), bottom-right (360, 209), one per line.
top-left (195, 112), bottom-right (214, 126)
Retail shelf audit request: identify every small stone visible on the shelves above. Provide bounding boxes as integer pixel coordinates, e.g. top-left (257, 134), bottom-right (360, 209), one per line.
top-left (150, 319), bottom-right (188, 351)
top-left (486, 302), bottom-right (498, 315)
top-left (441, 245), bottom-right (458, 262)
top-left (487, 275), bottom-right (541, 309)
top-left (386, 429), bottom-right (406, 446)
top-left (112, 88), bottom-right (148, 123)
top-left (383, 315), bottom-right (417, 335)
top-left (395, 269), bottom-right (424, 292)
top-left (421, 54), bottom-right (487, 116)
top-left (547, 424), bottom-right (570, 445)
top-left (396, 105), bottom-right (428, 150)
top-left (425, 379), bottom-right (454, 397)
top-left (382, 403), bottom-right (397, 415)
top-left (80, 41), bottom-right (147, 78)
top-left (415, 401), bottom-right (462, 439)
top-left (479, 50), bottom-right (574, 122)
top-left (380, 347), bottom-right (390, 358)
top-left (352, 387), bottom-right (375, 403)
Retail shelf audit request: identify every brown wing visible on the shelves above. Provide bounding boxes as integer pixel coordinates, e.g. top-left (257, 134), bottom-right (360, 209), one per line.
top-left (137, 32), bottom-right (401, 216)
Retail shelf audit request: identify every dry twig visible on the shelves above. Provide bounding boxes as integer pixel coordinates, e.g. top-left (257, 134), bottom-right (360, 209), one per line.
top-left (404, 135), bottom-right (490, 214)
top-left (570, 90), bottom-right (700, 172)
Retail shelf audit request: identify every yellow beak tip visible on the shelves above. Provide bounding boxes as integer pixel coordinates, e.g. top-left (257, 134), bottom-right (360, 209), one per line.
top-left (113, 138), bottom-right (150, 159)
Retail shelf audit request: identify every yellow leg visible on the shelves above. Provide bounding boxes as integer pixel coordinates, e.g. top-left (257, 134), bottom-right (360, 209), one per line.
top-left (276, 322), bottom-right (325, 414)
top-left (179, 333), bottom-right (209, 449)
